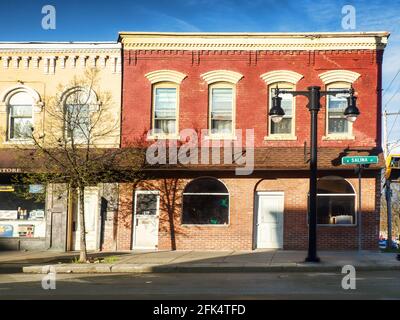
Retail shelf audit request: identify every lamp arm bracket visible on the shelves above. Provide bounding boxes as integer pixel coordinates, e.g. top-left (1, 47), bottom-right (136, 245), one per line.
top-left (321, 89), bottom-right (351, 97)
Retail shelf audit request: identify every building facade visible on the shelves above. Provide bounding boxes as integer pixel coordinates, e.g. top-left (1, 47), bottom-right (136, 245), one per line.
top-left (118, 32), bottom-right (388, 251)
top-left (0, 42), bottom-right (122, 251)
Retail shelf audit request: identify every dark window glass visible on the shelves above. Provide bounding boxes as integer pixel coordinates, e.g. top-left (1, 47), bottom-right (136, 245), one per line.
top-left (182, 178), bottom-right (229, 225)
top-left (136, 193), bottom-right (158, 215)
top-left (315, 177), bottom-right (355, 225)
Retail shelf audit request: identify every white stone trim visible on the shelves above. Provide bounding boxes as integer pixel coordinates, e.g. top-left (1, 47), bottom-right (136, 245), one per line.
top-left (70, 56), bottom-right (78, 68)
top-left (119, 32), bottom-right (389, 51)
top-left (22, 56), bottom-right (30, 69)
top-left (145, 69), bottom-right (187, 84)
top-left (201, 70), bottom-right (243, 84)
top-left (80, 56), bottom-right (87, 68)
top-left (260, 70), bottom-right (304, 85)
top-left (318, 70), bottom-right (361, 84)
top-left (89, 56), bottom-right (97, 68)
top-left (48, 56), bottom-right (56, 75)
top-left (31, 56), bottom-right (40, 68)
top-left (0, 42), bottom-right (121, 50)
top-left (59, 56), bottom-right (67, 68)
top-left (12, 56), bottom-right (20, 69)
top-left (2, 56), bottom-right (10, 68)
top-left (43, 57), bottom-right (49, 74)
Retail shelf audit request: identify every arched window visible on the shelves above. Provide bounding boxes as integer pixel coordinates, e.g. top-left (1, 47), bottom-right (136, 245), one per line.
top-left (260, 70), bottom-right (303, 140)
top-left (63, 87), bottom-right (97, 143)
top-left (209, 82), bottom-right (235, 136)
top-left (268, 82), bottom-right (294, 136)
top-left (182, 177), bottom-right (229, 225)
top-left (326, 82), bottom-right (352, 136)
top-left (152, 82), bottom-right (178, 135)
top-left (8, 91), bottom-right (34, 140)
top-left (317, 176), bottom-right (356, 225)
top-left (318, 70), bottom-right (360, 139)
top-left (201, 70), bottom-right (243, 138)
top-left (145, 70), bottom-right (186, 138)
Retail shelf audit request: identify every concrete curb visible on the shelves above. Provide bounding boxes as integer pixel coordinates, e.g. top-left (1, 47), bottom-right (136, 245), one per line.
top-left (22, 263), bottom-right (400, 274)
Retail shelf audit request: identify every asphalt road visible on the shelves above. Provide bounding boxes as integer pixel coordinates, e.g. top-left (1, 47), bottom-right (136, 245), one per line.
top-left (0, 271), bottom-right (399, 299)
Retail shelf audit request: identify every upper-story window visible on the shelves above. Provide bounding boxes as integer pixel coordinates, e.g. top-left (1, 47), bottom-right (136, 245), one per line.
top-left (145, 70), bottom-right (186, 139)
top-left (63, 88), bottom-right (97, 143)
top-left (260, 70), bottom-right (304, 140)
top-left (153, 82), bottom-right (178, 135)
top-left (201, 70), bottom-right (243, 139)
top-left (318, 70), bottom-right (361, 139)
top-left (8, 91), bottom-right (34, 141)
top-left (326, 82), bottom-right (351, 136)
top-left (210, 83), bottom-right (234, 136)
top-left (269, 83), bottom-right (294, 136)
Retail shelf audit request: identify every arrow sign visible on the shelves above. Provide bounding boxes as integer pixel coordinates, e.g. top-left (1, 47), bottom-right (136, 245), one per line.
top-left (341, 156), bottom-right (379, 165)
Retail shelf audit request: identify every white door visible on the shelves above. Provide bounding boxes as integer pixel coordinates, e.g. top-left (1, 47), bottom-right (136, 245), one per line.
top-left (256, 192), bottom-right (284, 249)
top-left (73, 187), bottom-right (100, 251)
top-left (133, 191), bottom-right (160, 249)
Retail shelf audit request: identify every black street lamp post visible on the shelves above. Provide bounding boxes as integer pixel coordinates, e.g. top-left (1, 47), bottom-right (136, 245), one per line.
top-left (270, 85), bottom-right (360, 262)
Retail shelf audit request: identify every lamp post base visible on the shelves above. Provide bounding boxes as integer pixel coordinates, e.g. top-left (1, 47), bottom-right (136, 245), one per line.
top-left (305, 256), bottom-right (321, 263)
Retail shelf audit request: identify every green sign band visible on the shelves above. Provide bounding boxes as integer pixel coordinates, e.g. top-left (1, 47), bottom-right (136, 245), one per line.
top-left (341, 156), bottom-right (379, 165)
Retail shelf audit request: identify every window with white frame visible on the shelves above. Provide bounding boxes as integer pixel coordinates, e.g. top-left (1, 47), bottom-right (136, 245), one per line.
top-left (269, 83), bottom-right (294, 135)
top-left (8, 92), bottom-right (34, 140)
top-left (326, 82), bottom-right (351, 135)
top-left (182, 177), bottom-right (229, 225)
top-left (152, 82), bottom-right (178, 135)
top-left (209, 83), bottom-right (234, 136)
top-left (64, 88), bottom-right (95, 143)
top-left (316, 176), bottom-right (356, 225)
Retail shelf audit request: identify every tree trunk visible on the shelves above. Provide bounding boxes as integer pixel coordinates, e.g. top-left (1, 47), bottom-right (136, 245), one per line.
top-left (78, 186), bottom-right (88, 263)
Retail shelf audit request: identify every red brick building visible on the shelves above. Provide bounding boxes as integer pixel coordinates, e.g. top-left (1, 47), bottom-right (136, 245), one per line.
top-left (116, 32), bottom-right (389, 251)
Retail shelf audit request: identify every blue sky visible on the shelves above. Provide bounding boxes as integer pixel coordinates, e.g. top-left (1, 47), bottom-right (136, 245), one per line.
top-left (1, 0), bottom-right (400, 150)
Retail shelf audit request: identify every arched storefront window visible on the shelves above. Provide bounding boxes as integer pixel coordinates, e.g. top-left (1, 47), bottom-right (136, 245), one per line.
top-left (182, 177), bottom-right (229, 225)
top-left (317, 176), bottom-right (356, 225)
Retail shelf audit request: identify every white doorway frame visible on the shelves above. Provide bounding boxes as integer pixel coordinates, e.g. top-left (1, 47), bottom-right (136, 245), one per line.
top-left (132, 190), bottom-right (160, 250)
top-left (254, 191), bottom-right (285, 249)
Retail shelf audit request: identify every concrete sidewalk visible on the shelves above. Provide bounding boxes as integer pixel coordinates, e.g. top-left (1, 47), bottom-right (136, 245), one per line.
top-left (11, 249), bottom-right (400, 274)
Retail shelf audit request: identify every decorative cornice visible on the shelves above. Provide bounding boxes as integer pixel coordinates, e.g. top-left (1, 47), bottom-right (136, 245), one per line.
top-left (260, 70), bottom-right (304, 85)
top-left (318, 70), bottom-right (361, 84)
top-left (120, 32), bottom-right (389, 51)
top-left (201, 70), bottom-right (243, 84)
top-left (145, 70), bottom-right (187, 84)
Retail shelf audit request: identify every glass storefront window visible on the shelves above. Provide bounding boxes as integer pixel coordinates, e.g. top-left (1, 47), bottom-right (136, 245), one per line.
top-left (0, 185), bottom-right (46, 238)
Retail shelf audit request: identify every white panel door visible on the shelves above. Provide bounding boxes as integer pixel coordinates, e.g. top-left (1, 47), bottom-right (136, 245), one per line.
top-left (73, 187), bottom-right (100, 251)
top-left (133, 191), bottom-right (160, 249)
top-left (256, 192), bottom-right (284, 249)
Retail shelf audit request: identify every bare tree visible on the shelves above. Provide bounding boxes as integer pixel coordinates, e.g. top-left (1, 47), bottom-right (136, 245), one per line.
top-left (17, 68), bottom-right (144, 262)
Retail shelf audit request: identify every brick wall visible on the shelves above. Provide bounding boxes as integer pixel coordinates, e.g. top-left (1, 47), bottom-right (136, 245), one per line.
top-left (117, 173), bottom-right (380, 251)
top-left (121, 49), bottom-right (382, 149)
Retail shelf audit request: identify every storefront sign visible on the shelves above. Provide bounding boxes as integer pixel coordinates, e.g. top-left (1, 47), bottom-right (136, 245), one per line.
top-left (341, 156), bottom-right (379, 165)
top-left (0, 225), bottom-right (13, 237)
top-left (0, 168), bottom-right (22, 173)
top-left (0, 186), bottom-right (14, 192)
top-left (18, 225), bottom-right (35, 237)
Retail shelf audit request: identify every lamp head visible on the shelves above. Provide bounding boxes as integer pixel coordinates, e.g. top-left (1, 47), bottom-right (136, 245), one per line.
top-left (269, 86), bottom-right (285, 123)
top-left (344, 86), bottom-right (360, 123)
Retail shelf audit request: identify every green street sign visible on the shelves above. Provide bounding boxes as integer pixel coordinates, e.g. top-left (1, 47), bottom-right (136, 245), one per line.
top-left (341, 156), bottom-right (379, 165)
